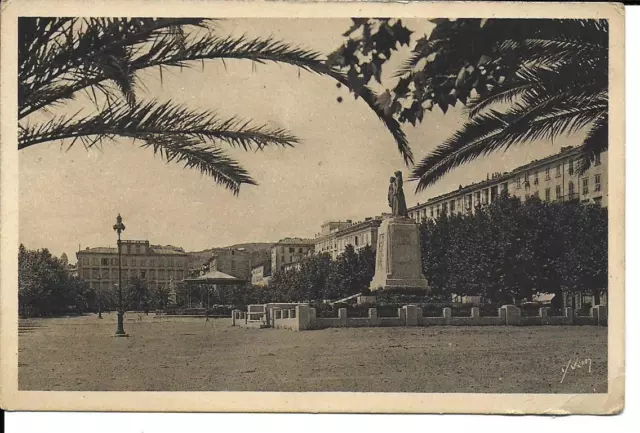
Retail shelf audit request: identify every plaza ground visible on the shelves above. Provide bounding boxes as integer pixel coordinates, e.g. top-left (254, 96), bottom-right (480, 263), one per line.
top-left (19, 313), bottom-right (607, 393)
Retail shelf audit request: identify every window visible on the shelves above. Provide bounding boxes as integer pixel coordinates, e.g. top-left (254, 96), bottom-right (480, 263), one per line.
top-left (545, 188), bottom-right (551, 201)
top-left (92, 257), bottom-right (99, 266)
top-left (533, 171), bottom-right (539, 185)
top-left (131, 258), bottom-right (136, 267)
top-left (150, 259), bottom-right (155, 267)
top-left (595, 152), bottom-right (601, 166)
top-left (443, 202), bottom-right (448, 215)
top-left (482, 189), bottom-right (489, 204)
top-left (289, 247), bottom-right (295, 253)
top-left (354, 236), bottom-right (359, 246)
top-left (299, 248), bottom-right (303, 253)
top-left (568, 158), bottom-right (574, 175)
top-left (501, 182), bottom-right (508, 194)
top-left (436, 205), bottom-right (440, 216)
top-left (568, 181), bottom-right (575, 198)
top-left (101, 258), bottom-right (109, 266)
top-left (556, 164), bottom-right (561, 177)
top-left (430, 207), bottom-right (434, 217)
top-left (450, 200), bottom-right (456, 213)
top-left (582, 177), bottom-right (589, 195)
top-left (545, 167), bottom-right (550, 180)
top-left (135, 245), bottom-right (141, 254)
top-left (556, 185), bottom-right (562, 200)
top-left (83, 269), bottom-right (90, 279)
top-left (141, 271), bottom-right (146, 279)
top-left (516, 177), bottom-right (521, 189)
top-left (595, 174), bottom-right (601, 192)
top-left (474, 191), bottom-right (481, 205)
top-left (140, 259), bottom-right (146, 267)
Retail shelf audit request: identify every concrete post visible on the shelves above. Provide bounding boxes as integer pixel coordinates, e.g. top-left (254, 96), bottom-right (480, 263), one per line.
top-left (501, 305), bottom-right (520, 326)
top-left (564, 307), bottom-right (574, 325)
top-left (471, 307), bottom-right (480, 319)
top-left (231, 309), bottom-right (238, 326)
top-left (591, 306), bottom-right (599, 325)
top-left (398, 307), bottom-right (407, 324)
top-left (404, 305), bottom-right (418, 326)
top-left (443, 307), bottom-right (452, 325)
top-left (498, 307), bottom-right (507, 325)
top-left (338, 308), bottom-right (348, 327)
top-left (368, 308), bottom-right (378, 320)
top-left (597, 305), bottom-right (607, 326)
top-left (309, 307), bottom-right (317, 327)
top-left (416, 307), bottom-right (423, 325)
top-left (296, 305), bottom-right (310, 331)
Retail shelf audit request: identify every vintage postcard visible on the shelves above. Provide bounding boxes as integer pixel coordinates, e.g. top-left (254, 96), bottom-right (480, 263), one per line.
top-left (0, 0), bottom-right (625, 414)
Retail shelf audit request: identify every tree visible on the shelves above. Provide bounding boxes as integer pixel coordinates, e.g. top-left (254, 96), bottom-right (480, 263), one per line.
top-left (418, 196), bottom-right (607, 306)
top-left (18, 244), bottom-right (91, 317)
top-left (331, 18), bottom-right (608, 189)
top-left (124, 276), bottom-right (149, 311)
top-left (19, 18), bottom-right (413, 194)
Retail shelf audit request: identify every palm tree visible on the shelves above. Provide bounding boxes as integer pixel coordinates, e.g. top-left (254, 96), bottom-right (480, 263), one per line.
top-left (19, 18), bottom-right (412, 194)
top-left (404, 19), bottom-right (608, 189)
top-left (330, 18), bottom-right (608, 190)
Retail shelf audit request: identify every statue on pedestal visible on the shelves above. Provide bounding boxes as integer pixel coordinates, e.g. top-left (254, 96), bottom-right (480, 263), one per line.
top-left (371, 170), bottom-right (428, 292)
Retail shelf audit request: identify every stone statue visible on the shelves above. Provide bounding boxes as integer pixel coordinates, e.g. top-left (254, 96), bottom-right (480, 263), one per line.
top-left (387, 176), bottom-right (396, 210)
top-left (391, 171), bottom-right (408, 217)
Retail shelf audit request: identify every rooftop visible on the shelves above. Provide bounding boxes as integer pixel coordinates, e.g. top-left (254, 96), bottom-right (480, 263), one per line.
top-left (275, 237), bottom-right (315, 245)
top-left (77, 245), bottom-right (187, 255)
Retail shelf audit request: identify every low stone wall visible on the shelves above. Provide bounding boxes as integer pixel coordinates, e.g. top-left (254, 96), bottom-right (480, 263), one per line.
top-left (231, 304), bottom-right (608, 331)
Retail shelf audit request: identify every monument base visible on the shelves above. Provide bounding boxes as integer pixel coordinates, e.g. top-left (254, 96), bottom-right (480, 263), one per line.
top-left (369, 216), bottom-right (429, 293)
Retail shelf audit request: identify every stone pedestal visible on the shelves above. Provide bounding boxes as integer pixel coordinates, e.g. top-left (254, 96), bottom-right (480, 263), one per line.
top-left (369, 216), bottom-right (429, 292)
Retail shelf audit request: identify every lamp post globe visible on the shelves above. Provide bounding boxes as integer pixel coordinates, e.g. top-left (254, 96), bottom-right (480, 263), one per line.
top-left (113, 214), bottom-right (128, 337)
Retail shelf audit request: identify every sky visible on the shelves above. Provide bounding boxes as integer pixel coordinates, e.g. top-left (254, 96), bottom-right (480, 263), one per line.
top-left (18, 18), bottom-right (584, 261)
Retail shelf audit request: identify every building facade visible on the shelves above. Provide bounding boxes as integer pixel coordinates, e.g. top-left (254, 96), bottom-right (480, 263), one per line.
top-left (270, 238), bottom-right (315, 272)
top-left (251, 264), bottom-right (272, 287)
top-left (206, 248), bottom-right (251, 281)
top-left (314, 217), bottom-right (382, 260)
top-left (407, 146), bottom-right (608, 223)
top-left (76, 240), bottom-right (190, 292)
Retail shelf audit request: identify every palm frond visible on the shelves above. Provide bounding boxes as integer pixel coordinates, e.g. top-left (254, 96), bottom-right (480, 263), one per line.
top-left (19, 19), bottom-right (414, 166)
top-left (412, 92), bottom-right (607, 190)
top-left (19, 99), bottom-right (299, 151)
top-left (136, 134), bottom-right (256, 194)
top-left (576, 112), bottom-right (608, 174)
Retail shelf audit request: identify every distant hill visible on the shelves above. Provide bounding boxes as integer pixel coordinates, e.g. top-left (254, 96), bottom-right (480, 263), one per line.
top-left (186, 242), bottom-right (275, 269)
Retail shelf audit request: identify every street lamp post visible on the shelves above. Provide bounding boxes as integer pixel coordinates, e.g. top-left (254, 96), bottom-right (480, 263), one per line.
top-left (113, 214), bottom-right (128, 337)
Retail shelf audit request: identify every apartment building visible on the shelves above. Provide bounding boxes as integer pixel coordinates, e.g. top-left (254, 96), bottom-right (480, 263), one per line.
top-left (407, 146), bottom-right (608, 222)
top-left (76, 240), bottom-right (189, 292)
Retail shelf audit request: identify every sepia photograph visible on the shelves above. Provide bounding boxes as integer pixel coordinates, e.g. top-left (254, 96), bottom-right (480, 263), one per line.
top-left (0, 0), bottom-right (625, 414)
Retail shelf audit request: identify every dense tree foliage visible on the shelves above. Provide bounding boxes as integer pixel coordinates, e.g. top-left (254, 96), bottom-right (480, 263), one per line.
top-left (419, 195), bottom-right (608, 305)
top-left (330, 18), bottom-right (608, 189)
top-left (267, 245), bottom-right (376, 302)
top-left (18, 245), bottom-right (90, 317)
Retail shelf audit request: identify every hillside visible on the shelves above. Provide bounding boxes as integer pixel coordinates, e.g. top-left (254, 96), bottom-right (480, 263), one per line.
top-left (186, 242), bottom-right (275, 269)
